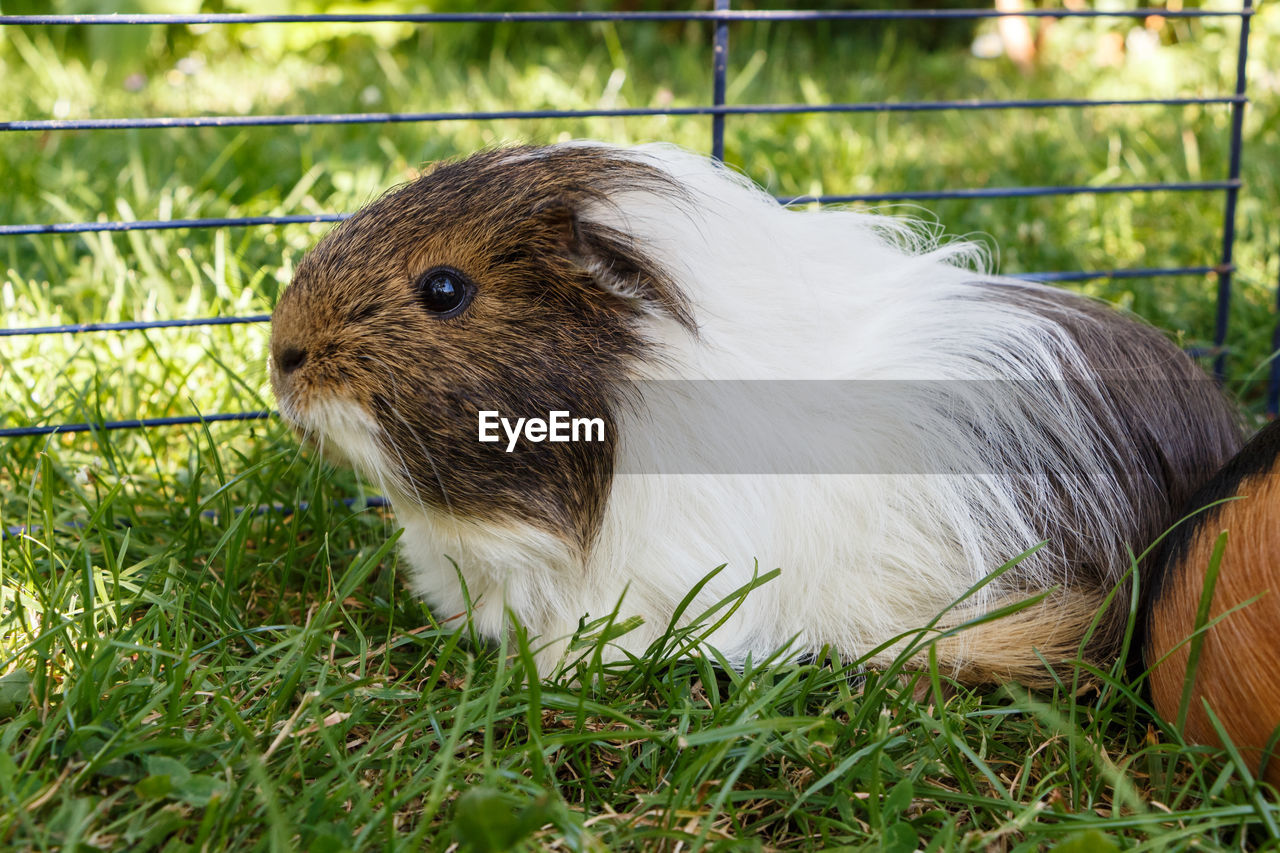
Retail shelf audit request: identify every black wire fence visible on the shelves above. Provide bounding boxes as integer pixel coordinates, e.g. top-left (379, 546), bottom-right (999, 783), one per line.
top-left (0, 4), bottom-right (1268, 441)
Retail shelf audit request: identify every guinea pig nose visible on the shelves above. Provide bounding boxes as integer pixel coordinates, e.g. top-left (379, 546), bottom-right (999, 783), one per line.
top-left (277, 345), bottom-right (307, 374)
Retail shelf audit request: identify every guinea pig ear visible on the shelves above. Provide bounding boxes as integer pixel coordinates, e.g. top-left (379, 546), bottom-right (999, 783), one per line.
top-left (532, 197), bottom-right (696, 333)
top-left (529, 198), bottom-right (582, 256)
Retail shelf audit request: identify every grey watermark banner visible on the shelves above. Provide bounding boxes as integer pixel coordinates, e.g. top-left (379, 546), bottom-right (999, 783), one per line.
top-left (468, 378), bottom-right (1222, 475)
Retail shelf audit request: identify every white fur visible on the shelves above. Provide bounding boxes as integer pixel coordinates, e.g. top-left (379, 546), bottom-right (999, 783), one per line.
top-left (287, 396), bottom-right (388, 477)
top-left (320, 143), bottom-right (1154, 672)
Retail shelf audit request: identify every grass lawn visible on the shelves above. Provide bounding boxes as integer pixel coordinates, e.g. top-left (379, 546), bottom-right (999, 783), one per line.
top-left (2, 3), bottom-right (1279, 849)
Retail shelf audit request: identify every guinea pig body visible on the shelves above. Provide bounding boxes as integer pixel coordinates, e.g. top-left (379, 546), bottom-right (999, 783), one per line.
top-left (270, 142), bottom-right (1241, 682)
top-left (1146, 419), bottom-right (1280, 784)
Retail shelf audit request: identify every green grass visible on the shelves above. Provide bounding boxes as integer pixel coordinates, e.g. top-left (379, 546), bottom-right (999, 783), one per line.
top-left (2, 3), bottom-right (1280, 850)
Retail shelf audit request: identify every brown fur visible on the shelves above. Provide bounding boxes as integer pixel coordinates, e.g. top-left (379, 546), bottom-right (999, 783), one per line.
top-left (935, 588), bottom-right (1113, 687)
top-left (978, 283), bottom-right (1242, 681)
top-left (270, 147), bottom-right (692, 552)
top-left (1147, 419), bottom-right (1280, 786)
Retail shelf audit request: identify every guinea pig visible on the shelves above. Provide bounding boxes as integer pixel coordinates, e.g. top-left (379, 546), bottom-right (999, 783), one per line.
top-left (1145, 418), bottom-right (1280, 785)
top-left (269, 141), bottom-right (1241, 684)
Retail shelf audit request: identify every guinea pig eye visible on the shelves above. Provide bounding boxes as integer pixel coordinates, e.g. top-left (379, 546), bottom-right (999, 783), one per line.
top-left (415, 267), bottom-right (474, 317)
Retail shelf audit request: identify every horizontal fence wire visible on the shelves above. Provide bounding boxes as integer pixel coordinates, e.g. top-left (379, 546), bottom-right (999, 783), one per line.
top-left (0, 9), bottom-right (1255, 25)
top-left (2, 495), bottom-right (391, 539)
top-left (1, 5), bottom-right (1264, 430)
top-left (1014, 266), bottom-right (1226, 283)
top-left (0, 180), bottom-right (1243, 238)
top-left (778, 180), bottom-right (1242, 204)
top-left (0, 214), bottom-right (347, 236)
top-left (0, 315), bottom-right (271, 337)
top-left (0, 266), bottom-right (1230, 344)
top-left (0, 412), bottom-right (274, 439)
top-left (0, 97), bottom-right (1245, 133)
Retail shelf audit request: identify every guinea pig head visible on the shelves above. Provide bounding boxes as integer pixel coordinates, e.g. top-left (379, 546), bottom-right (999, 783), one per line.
top-left (269, 146), bottom-right (694, 551)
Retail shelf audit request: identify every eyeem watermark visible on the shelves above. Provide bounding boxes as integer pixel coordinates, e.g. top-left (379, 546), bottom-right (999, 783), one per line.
top-left (478, 410), bottom-right (606, 452)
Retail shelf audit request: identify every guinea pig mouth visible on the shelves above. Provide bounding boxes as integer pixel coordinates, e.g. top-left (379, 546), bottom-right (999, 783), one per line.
top-left (279, 396), bottom-right (389, 478)
top-left (293, 429), bottom-right (357, 469)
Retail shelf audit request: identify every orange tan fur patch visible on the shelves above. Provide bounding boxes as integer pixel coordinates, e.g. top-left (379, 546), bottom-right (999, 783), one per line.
top-left (1148, 463), bottom-right (1280, 787)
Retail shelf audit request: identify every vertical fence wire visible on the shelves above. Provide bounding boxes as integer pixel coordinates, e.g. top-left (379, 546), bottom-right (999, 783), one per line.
top-left (1272, 267), bottom-right (1280, 416)
top-left (711, 0), bottom-right (731, 161)
top-left (1215, 0), bottom-right (1254, 382)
